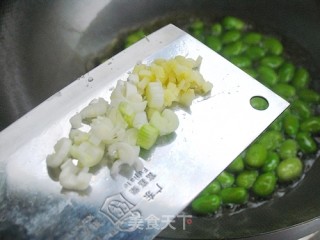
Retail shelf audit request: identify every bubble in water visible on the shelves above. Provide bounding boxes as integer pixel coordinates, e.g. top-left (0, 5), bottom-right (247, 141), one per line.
top-left (88, 77), bottom-right (94, 82)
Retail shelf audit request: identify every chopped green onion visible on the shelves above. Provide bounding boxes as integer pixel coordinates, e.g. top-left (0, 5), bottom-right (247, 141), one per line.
top-left (137, 124), bottom-right (159, 150)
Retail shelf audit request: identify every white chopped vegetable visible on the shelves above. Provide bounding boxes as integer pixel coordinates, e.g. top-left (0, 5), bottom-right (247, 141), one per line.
top-left (122, 128), bottom-right (138, 145)
top-left (69, 113), bottom-right (82, 129)
top-left (89, 116), bottom-right (115, 143)
top-left (81, 98), bottom-right (108, 119)
top-left (132, 111), bottom-right (148, 129)
top-left (150, 109), bottom-right (179, 136)
top-left (146, 82), bottom-right (164, 110)
top-left (70, 142), bottom-right (104, 167)
top-left (108, 142), bottom-right (143, 177)
top-left (46, 55), bottom-right (212, 191)
top-left (128, 73), bottom-right (139, 84)
top-left (46, 138), bottom-right (72, 168)
top-left (179, 89), bottom-right (196, 107)
top-left (59, 159), bottom-right (92, 191)
top-left (136, 124), bottom-right (159, 150)
top-left (69, 129), bottom-right (89, 145)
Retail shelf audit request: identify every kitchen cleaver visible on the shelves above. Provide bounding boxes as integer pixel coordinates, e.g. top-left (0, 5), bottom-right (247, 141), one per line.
top-left (0, 24), bottom-right (288, 239)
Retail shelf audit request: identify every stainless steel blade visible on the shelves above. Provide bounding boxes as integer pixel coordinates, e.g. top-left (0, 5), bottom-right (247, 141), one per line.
top-left (0, 24), bottom-right (289, 240)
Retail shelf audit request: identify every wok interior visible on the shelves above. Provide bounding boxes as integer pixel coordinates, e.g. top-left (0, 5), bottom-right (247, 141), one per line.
top-left (1, 0), bottom-right (320, 239)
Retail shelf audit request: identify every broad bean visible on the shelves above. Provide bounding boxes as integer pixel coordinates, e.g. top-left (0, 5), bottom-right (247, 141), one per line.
top-left (277, 157), bottom-right (303, 182)
top-left (222, 16), bottom-right (245, 30)
top-left (243, 32), bottom-right (262, 45)
top-left (222, 30), bottom-right (242, 44)
top-left (250, 96), bottom-right (269, 110)
top-left (192, 194), bottom-right (221, 214)
top-left (246, 46), bottom-right (266, 60)
top-left (217, 171), bottom-right (235, 188)
top-left (292, 67), bottom-right (310, 88)
top-left (230, 56), bottom-right (252, 68)
top-left (253, 172), bottom-right (277, 197)
top-left (222, 41), bottom-right (243, 57)
top-left (283, 114), bottom-right (300, 137)
top-left (220, 187), bottom-right (248, 204)
top-left (206, 36), bottom-right (223, 52)
top-left (257, 66), bottom-right (278, 86)
top-left (291, 100), bottom-right (312, 120)
top-left (298, 89), bottom-right (320, 103)
top-left (278, 62), bottom-right (295, 83)
top-left (279, 139), bottom-right (298, 160)
top-left (260, 55), bottom-right (284, 69)
top-left (211, 23), bottom-right (223, 36)
top-left (125, 30), bottom-right (145, 47)
top-left (199, 180), bottom-right (221, 196)
top-left (300, 117), bottom-right (320, 133)
top-left (263, 37), bottom-right (283, 55)
top-left (227, 155), bottom-right (245, 173)
top-left (245, 143), bottom-right (267, 168)
top-left (236, 170), bottom-right (259, 189)
top-left (296, 132), bottom-right (317, 154)
top-left (273, 83), bottom-right (296, 100)
top-left (262, 151), bottom-right (280, 172)
top-left (257, 130), bottom-right (283, 150)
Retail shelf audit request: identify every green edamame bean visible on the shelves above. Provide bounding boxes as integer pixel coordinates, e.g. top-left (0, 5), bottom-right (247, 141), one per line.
top-left (192, 30), bottom-right (205, 42)
top-left (260, 55), bottom-right (284, 69)
top-left (206, 36), bottom-right (223, 52)
top-left (199, 180), bottom-right (221, 197)
top-left (222, 41), bottom-right (243, 57)
top-left (220, 187), bottom-right (248, 204)
top-left (211, 23), bottom-right (223, 36)
top-left (292, 68), bottom-right (310, 89)
top-left (283, 114), bottom-right (300, 137)
top-left (279, 139), bottom-right (298, 160)
top-left (296, 132), bottom-right (317, 154)
top-left (191, 194), bottom-right (221, 214)
top-left (257, 130), bottom-right (283, 150)
top-left (246, 46), bottom-right (266, 60)
top-left (263, 37), bottom-right (283, 55)
top-left (278, 63), bottom-right (295, 83)
top-left (230, 56), bottom-right (252, 68)
top-left (300, 117), bottom-right (320, 133)
top-left (236, 170), bottom-right (259, 189)
top-left (269, 117), bottom-right (283, 131)
top-left (222, 16), bottom-right (245, 30)
top-left (125, 30), bottom-right (145, 47)
top-left (276, 157), bottom-right (303, 182)
top-left (217, 171), bottom-right (235, 188)
top-left (273, 83), bottom-right (296, 100)
top-left (222, 30), bottom-right (241, 44)
top-left (291, 100), bottom-right (312, 120)
top-left (262, 151), bottom-right (280, 172)
top-left (245, 143), bottom-right (268, 168)
top-left (257, 66), bottom-right (278, 86)
top-left (253, 172), bottom-right (277, 197)
top-left (190, 19), bottom-right (204, 31)
top-left (243, 32), bottom-right (262, 45)
top-left (243, 68), bottom-right (258, 78)
top-left (250, 96), bottom-right (269, 110)
top-left (298, 89), bottom-right (320, 103)
top-left (227, 155), bottom-right (245, 173)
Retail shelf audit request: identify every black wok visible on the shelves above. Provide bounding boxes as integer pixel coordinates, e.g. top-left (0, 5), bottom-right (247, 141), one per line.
top-left (1, 0), bottom-right (320, 239)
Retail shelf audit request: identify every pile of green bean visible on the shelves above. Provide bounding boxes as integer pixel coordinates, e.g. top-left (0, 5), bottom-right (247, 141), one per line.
top-left (123, 16), bottom-right (320, 215)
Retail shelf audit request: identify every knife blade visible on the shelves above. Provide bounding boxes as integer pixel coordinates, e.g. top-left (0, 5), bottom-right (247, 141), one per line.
top-left (0, 24), bottom-right (288, 240)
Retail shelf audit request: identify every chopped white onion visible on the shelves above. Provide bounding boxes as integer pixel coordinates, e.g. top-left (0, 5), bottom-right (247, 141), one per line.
top-left (59, 159), bottom-right (92, 191)
top-left (46, 138), bottom-right (72, 168)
